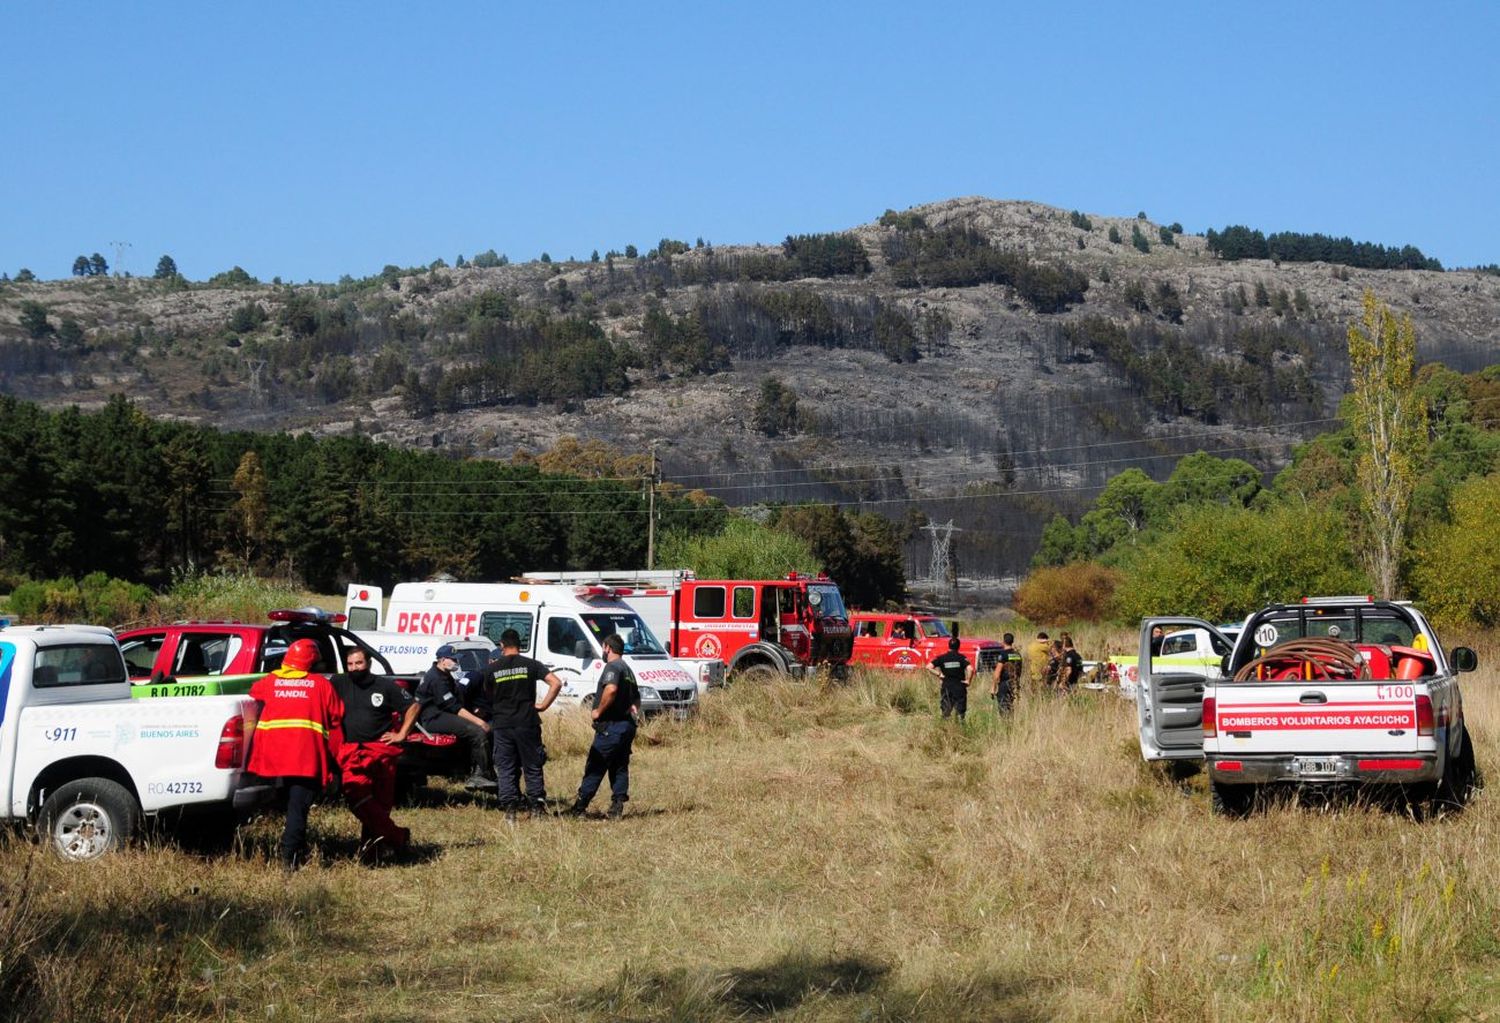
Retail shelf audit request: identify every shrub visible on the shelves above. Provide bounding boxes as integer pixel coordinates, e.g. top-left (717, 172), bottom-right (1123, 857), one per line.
top-left (1411, 473), bottom-right (1500, 627)
top-left (1012, 562), bottom-right (1121, 625)
top-left (7, 572), bottom-right (153, 626)
top-left (158, 569), bottom-right (304, 623)
top-left (1112, 503), bottom-right (1368, 622)
top-left (1069, 210), bottom-right (1093, 231)
top-left (1108, 226), bottom-right (1122, 244)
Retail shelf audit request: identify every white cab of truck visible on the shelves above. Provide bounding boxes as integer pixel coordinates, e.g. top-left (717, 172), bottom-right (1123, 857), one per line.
top-left (1136, 598), bottom-right (1480, 816)
top-left (516, 570), bottom-right (727, 694)
top-left (0, 622), bottom-right (266, 859)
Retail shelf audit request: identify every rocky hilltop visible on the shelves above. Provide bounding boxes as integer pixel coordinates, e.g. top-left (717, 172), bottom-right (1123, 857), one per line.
top-left (3, 198), bottom-right (1498, 579)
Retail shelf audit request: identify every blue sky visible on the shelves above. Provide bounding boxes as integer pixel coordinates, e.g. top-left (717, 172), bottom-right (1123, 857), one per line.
top-left (3, 2), bottom-right (1496, 282)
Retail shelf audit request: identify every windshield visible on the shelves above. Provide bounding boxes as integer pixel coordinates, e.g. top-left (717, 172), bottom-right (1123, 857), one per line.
top-left (582, 613), bottom-right (667, 657)
top-left (806, 584), bottom-right (848, 620)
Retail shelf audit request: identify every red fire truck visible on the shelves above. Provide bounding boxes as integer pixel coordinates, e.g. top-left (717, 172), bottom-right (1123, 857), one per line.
top-left (520, 570), bottom-right (854, 681)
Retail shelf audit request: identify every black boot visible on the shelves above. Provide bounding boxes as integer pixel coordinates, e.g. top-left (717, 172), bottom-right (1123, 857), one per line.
top-left (565, 800), bottom-right (588, 817)
top-left (607, 799), bottom-right (625, 820)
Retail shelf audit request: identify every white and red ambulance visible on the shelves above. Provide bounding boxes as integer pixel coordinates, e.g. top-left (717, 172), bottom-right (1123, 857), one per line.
top-left (344, 581), bottom-right (698, 717)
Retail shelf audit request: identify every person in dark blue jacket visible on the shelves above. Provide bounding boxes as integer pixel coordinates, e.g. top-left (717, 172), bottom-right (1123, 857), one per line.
top-left (416, 644), bottom-right (491, 789)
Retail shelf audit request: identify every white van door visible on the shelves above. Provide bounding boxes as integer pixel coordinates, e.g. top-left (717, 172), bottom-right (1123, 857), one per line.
top-left (1138, 616), bottom-right (1229, 762)
top-left (345, 584), bottom-right (384, 633)
top-left (539, 613), bottom-right (600, 703)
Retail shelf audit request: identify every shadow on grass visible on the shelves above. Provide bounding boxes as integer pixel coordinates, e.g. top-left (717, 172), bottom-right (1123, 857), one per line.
top-left (580, 951), bottom-right (1049, 1022)
top-left (1, 849), bottom-right (340, 1023)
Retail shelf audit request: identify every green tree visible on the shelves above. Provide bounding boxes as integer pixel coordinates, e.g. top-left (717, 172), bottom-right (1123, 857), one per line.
top-left (1411, 473), bottom-right (1500, 626)
top-left (752, 377), bottom-right (800, 436)
top-left (15, 268), bottom-right (35, 282)
top-left (56, 318), bottom-right (85, 349)
top-left (19, 301), bottom-right (53, 339)
top-left (772, 505), bottom-right (907, 608)
top-left (659, 516), bottom-right (819, 578)
top-left (1347, 290), bottom-right (1424, 598)
top-left (1130, 224), bottom-right (1150, 253)
top-left (1113, 502), bottom-right (1368, 621)
top-left (1107, 226), bottom-right (1122, 244)
top-left (154, 255), bottom-right (179, 279)
top-left (89, 252), bottom-right (109, 276)
top-left (72, 255), bottom-right (91, 277)
top-left (624, 244), bottom-right (638, 259)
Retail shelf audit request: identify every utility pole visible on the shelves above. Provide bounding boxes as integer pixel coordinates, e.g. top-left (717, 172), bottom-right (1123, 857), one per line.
top-left (923, 519), bottom-right (961, 593)
top-left (109, 240), bottom-right (131, 277)
top-left (646, 444), bottom-right (659, 569)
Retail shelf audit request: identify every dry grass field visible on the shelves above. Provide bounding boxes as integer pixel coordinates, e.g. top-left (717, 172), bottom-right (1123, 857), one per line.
top-left (4, 644), bottom-right (1500, 1022)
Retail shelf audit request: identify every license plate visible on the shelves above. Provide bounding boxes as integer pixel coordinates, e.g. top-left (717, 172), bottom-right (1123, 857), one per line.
top-left (671, 706), bottom-right (692, 721)
top-left (1294, 757), bottom-right (1339, 777)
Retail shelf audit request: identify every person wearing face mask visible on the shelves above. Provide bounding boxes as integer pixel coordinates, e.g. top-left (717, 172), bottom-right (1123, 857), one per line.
top-left (331, 647), bottom-right (419, 860)
top-left (416, 644), bottom-right (492, 789)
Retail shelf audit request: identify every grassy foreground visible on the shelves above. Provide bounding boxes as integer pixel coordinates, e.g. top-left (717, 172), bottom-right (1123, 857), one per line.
top-left (4, 656), bottom-right (1500, 1022)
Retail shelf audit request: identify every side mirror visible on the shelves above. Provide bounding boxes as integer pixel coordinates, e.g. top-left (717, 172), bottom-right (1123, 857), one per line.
top-left (574, 639), bottom-right (592, 661)
top-left (1451, 647), bottom-right (1479, 673)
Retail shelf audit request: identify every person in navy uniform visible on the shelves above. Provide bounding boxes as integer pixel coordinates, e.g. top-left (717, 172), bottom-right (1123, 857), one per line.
top-left (568, 634), bottom-right (640, 819)
top-left (415, 644), bottom-right (491, 789)
top-left (927, 638), bottom-right (973, 721)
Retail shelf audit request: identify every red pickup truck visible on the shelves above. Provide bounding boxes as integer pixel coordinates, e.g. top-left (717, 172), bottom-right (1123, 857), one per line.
top-left (118, 608), bottom-right (477, 788)
top-left (117, 608), bottom-right (396, 698)
top-left (849, 610), bottom-right (1004, 677)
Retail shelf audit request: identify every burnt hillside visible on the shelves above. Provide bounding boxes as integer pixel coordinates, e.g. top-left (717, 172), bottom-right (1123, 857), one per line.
top-left (3, 197), bottom-right (1498, 582)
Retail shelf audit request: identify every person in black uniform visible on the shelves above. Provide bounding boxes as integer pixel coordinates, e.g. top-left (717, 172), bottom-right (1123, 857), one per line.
top-left (568, 634), bottom-right (640, 819)
top-left (416, 644), bottom-right (491, 789)
top-left (330, 647), bottom-right (419, 858)
top-left (989, 632), bottom-right (1019, 715)
top-left (1061, 634), bottom-right (1085, 691)
top-left (483, 628), bottom-right (563, 818)
top-left (928, 637), bottom-right (973, 721)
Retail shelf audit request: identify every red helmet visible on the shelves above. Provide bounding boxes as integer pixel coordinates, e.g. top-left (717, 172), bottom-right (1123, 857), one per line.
top-left (281, 638), bottom-right (320, 672)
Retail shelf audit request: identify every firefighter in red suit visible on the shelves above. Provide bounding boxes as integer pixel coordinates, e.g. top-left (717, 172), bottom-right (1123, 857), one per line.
top-left (245, 638), bottom-right (344, 869)
top-left (330, 647), bottom-right (418, 859)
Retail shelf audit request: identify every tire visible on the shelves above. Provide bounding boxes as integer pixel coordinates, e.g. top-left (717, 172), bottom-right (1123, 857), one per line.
top-left (1431, 725), bottom-right (1478, 814)
top-left (1210, 781), bottom-right (1254, 818)
top-left (39, 778), bottom-right (140, 861)
top-left (732, 664), bottom-right (782, 685)
top-left (580, 694), bottom-right (596, 709)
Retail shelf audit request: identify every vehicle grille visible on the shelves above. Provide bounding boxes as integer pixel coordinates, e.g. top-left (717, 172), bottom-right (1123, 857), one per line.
top-left (977, 650), bottom-right (1002, 674)
top-left (656, 688), bottom-right (694, 704)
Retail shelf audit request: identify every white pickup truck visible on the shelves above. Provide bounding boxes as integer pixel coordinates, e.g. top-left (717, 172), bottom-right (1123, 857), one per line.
top-left (1, 623), bottom-right (268, 859)
top-left (1136, 597), bottom-right (1479, 816)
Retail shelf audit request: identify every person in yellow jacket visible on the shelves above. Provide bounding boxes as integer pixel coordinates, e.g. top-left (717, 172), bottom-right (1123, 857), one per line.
top-left (1022, 631), bottom-right (1051, 696)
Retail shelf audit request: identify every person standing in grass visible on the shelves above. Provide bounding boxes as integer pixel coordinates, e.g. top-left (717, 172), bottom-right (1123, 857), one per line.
top-left (928, 637), bottom-right (973, 721)
top-left (1060, 634), bottom-right (1085, 691)
top-left (484, 628), bottom-right (563, 820)
top-left (568, 634), bottom-right (640, 819)
top-left (990, 632), bottom-right (1019, 715)
top-left (1023, 631), bottom-right (1051, 696)
top-left (245, 638), bottom-right (344, 870)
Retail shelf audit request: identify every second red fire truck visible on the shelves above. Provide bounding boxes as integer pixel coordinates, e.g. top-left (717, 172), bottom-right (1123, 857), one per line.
top-left (520, 570), bottom-right (853, 682)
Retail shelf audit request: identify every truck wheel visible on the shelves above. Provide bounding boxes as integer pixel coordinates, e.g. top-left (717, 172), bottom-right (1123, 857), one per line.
top-left (39, 779), bottom-right (140, 861)
top-left (1432, 725), bottom-right (1478, 813)
top-left (1210, 782), bottom-right (1254, 818)
top-left (733, 664), bottom-right (780, 685)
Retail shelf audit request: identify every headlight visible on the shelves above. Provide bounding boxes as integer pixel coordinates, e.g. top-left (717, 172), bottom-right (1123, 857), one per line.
top-left (639, 686), bottom-right (660, 700)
